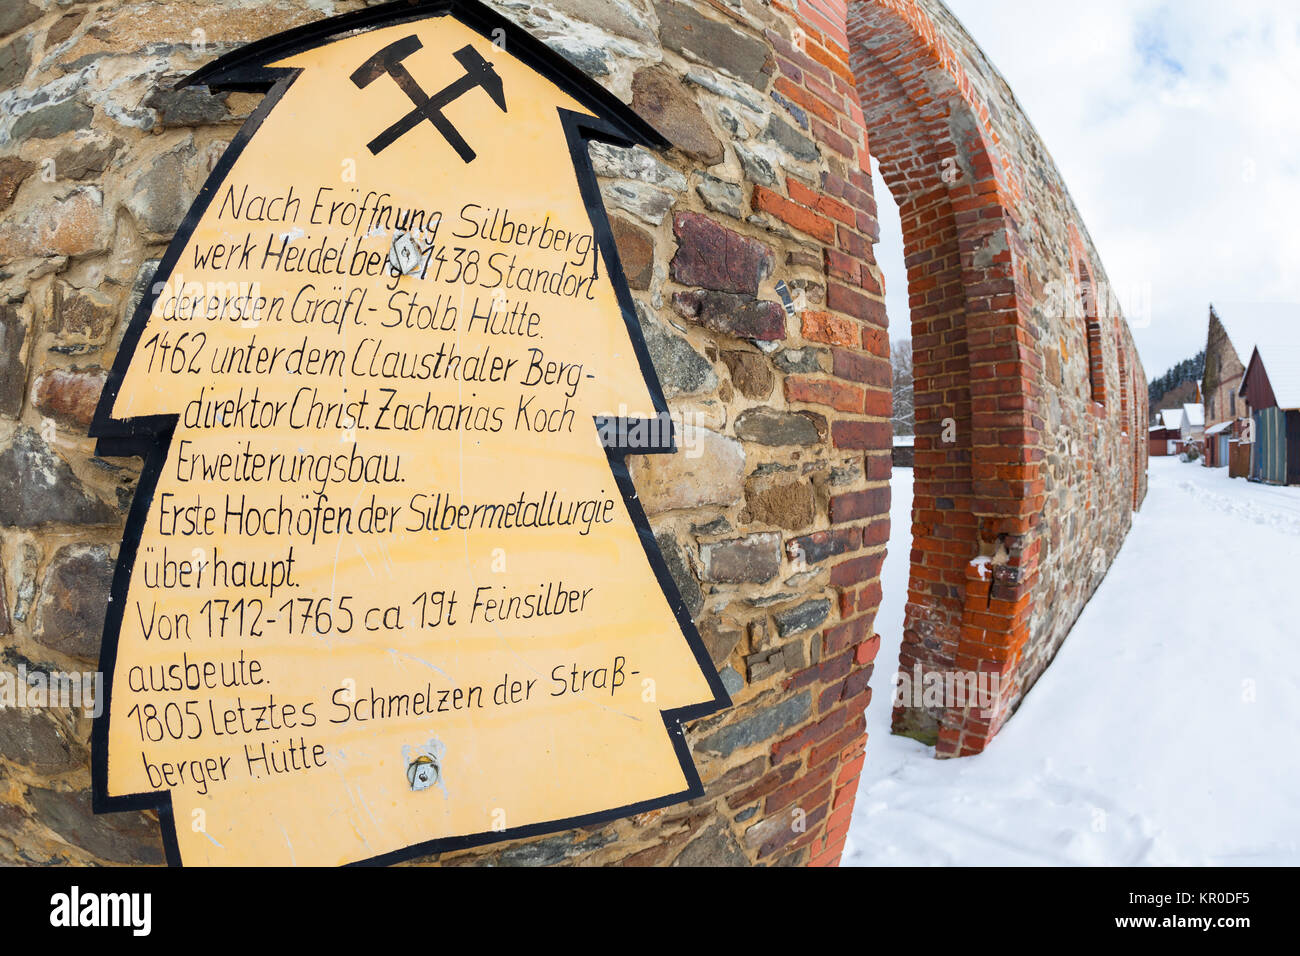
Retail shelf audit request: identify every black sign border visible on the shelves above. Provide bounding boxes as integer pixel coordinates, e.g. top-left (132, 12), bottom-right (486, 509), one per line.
top-left (89, 0), bottom-right (733, 867)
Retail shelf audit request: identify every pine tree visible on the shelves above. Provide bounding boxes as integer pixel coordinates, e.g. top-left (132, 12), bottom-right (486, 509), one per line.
top-left (91, 2), bottom-right (727, 866)
top-left (891, 337), bottom-right (914, 436)
top-left (1148, 349), bottom-right (1205, 410)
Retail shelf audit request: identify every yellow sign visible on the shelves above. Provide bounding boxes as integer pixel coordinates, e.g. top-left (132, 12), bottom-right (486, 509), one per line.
top-left (91, 0), bottom-right (728, 866)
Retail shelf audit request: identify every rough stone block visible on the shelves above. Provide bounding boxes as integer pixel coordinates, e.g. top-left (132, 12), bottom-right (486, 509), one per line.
top-left (671, 290), bottom-right (786, 342)
top-left (628, 425), bottom-right (744, 513)
top-left (734, 407), bottom-right (822, 446)
top-left (701, 532), bottom-right (781, 583)
top-left (631, 65), bottom-right (724, 165)
top-left (36, 543), bottom-right (113, 662)
top-left (0, 428), bottom-right (116, 527)
top-left (698, 690), bottom-right (812, 757)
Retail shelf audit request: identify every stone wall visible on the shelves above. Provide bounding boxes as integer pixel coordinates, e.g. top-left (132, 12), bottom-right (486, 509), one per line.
top-left (0, 0), bottom-right (1144, 866)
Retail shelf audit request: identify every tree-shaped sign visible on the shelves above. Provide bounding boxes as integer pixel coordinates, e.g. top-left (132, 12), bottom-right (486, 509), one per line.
top-left (91, 0), bottom-right (729, 866)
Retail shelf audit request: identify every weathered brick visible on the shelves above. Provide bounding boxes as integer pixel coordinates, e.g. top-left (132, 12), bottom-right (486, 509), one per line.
top-left (725, 760), bottom-right (801, 810)
top-left (787, 527), bottom-right (861, 565)
top-left (752, 185), bottom-right (836, 244)
top-left (826, 282), bottom-right (885, 324)
top-left (722, 350), bottom-right (775, 400)
top-left (800, 309), bottom-right (859, 347)
top-left (788, 177), bottom-right (856, 226)
top-left (832, 347), bottom-right (892, 387)
top-left (831, 419), bottom-right (892, 451)
top-left (671, 211), bottom-right (774, 295)
top-left (784, 376), bottom-right (865, 413)
top-left (830, 486), bottom-right (891, 523)
top-left (824, 616), bottom-right (872, 656)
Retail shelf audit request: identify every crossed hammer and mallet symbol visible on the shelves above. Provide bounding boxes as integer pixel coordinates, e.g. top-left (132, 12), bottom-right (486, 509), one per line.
top-left (350, 35), bottom-right (507, 162)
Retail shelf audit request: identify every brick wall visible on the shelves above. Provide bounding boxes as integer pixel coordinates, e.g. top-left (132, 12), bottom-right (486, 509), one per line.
top-left (846, 0), bottom-right (1148, 755)
top-left (0, 0), bottom-right (1145, 866)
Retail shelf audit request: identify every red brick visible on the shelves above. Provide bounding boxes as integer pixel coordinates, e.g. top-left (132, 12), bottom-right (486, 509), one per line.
top-left (827, 282), bottom-right (886, 325)
top-left (832, 419), bottom-right (892, 451)
top-left (787, 527), bottom-right (862, 566)
top-left (830, 486), bottom-right (890, 522)
top-left (800, 309), bottom-right (859, 347)
top-left (832, 348), bottom-right (891, 387)
top-left (766, 767), bottom-right (834, 815)
top-left (863, 387), bottom-right (892, 417)
top-left (773, 76), bottom-right (838, 125)
top-left (789, 178), bottom-right (857, 226)
top-left (823, 616), bottom-right (870, 656)
top-left (785, 376), bottom-right (866, 413)
top-left (830, 551), bottom-right (884, 588)
top-left (724, 761), bottom-right (801, 810)
top-left (836, 753), bottom-right (866, 786)
top-left (752, 185), bottom-right (836, 244)
top-left (809, 717), bottom-right (865, 767)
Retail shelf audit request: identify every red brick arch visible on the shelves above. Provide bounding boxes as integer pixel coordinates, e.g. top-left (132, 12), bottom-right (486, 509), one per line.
top-left (1074, 253), bottom-right (1107, 409)
top-left (846, 0), bottom-right (1043, 756)
top-left (1117, 333), bottom-right (1130, 428)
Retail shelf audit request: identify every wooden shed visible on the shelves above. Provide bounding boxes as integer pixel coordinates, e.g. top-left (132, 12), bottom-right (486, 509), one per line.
top-left (1229, 439), bottom-right (1252, 478)
top-left (1148, 423), bottom-right (1180, 457)
top-left (1249, 407), bottom-right (1296, 484)
top-left (1238, 325), bottom-right (1300, 486)
top-left (1204, 420), bottom-right (1233, 468)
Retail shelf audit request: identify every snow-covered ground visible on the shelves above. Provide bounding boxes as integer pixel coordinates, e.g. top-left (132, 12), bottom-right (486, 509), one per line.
top-left (843, 456), bottom-right (1300, 866)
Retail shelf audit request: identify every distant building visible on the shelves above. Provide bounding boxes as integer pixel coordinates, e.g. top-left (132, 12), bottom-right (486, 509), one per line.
top-left (892, 434), bottom-right (915, 468)
top-left (1148, 409), bottom-right (1183, 457)
top-left (1208, 304), bottom-right (1300, 485)
top-left (1201, 306), bottom-right (1252, 468)
top-left (1204, 420), bottom-right (1237, 470)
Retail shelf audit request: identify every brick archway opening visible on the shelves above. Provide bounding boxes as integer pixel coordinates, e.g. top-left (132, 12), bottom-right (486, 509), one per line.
top-left (847, 0), bottom-right (1039, 757)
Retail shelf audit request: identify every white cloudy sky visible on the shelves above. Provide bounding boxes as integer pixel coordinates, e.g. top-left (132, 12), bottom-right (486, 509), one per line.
top-left (870, 0), bottom-right (1300, 380)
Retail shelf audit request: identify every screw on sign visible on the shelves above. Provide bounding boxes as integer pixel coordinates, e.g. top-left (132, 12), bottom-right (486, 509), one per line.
top-left (388, 230), bottom-right (428, 275)
top-left (408, 756), bottom-right (439, 790)
top-left (89, 0), bottom-right (729, 867)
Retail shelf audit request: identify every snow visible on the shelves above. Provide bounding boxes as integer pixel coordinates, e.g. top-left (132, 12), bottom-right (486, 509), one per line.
top-left (1182, 402), bottom-right (1205, 428)
top-left (1215, 302), bottom-right (1300, 410)
top-left (1160, 409), bottom-right (1183, 430)
top-left (1245, 345), bottom-right (1300, 411)
top-left (843, 457), bottom-right (1300, 866)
